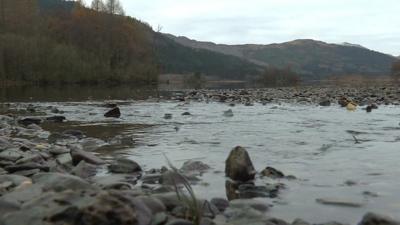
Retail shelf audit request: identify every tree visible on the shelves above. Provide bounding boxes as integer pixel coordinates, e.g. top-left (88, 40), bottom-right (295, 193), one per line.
top-left (91, 0), bottom-right (105, 12)
top-left (392, 61), bottom-right (400, 82)
top-left (105, 0), bottom-right (124, 15)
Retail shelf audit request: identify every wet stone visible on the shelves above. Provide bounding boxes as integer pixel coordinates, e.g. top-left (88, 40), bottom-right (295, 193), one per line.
top-left (18, 118), bottom-right (41, 126)
top-left (46, 116), bottom-right (66, 123)
top-left (70, 148), bottom-right (105, 166)
top-left (225, 146), bottom-right (256, 182)
top-left (109, 158), bottom-right (142, 174)
top-left (359, 213), bottom-right (400, 225)
top-left (261, 167), bottom-right (285, 179)
top-left (0, 149), bottom-right (24, 162)
top-left (104, 107), bottom-right (121, 118)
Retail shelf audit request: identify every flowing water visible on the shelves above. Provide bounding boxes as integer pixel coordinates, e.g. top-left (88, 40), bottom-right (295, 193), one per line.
top-left (2, 86), bottom-right (400, 224)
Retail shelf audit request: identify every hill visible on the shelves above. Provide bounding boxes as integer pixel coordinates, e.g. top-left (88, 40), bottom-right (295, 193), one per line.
top-left (165, 34), bottom-right (397, 80)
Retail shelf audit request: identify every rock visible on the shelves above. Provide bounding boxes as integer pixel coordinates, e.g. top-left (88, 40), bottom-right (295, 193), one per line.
top-left (13, 169), bottom-right (41, 177)
top-left (63, 129), bottom-right (84, 138)
top-left (225, 146), bottom-right (256, 182)
top-left (4, 163), bottom-right (50, 173)
top-left (109, 158), bottom-right (142, 174)
top-left (93, 174), bottom-right (139, 189)
top-left (211, 198), bottom-right (229, 212)
top-left (0, 149), bottom-right (24, 162)
top-left (32, 172), bottom-right (95, 192)
top-left (164, 114), bottom-right (173, 120)
top-left (70, 148), bottom-right (105, 166)
top-left (223, 109), bottom-right (234, 117)
top-left (268, 218), bottom-right (290, 225)
top-left (319, 99), bottom-right (331, 107)
top-left (56, 153), bottom-right (73, 166)
top-left (346, 102), bottom-right (357, 111)
top-left (238, 183), bottom-right (281, 199)
top-left (224, 198), bottom-right (269, 225)
top-left (17, 118), bottom-right (41, 126)
top-left (71, 160), bottom-right (98, 179)
top-left (180, 160), bottom-right (210, 173)
top-left (316, 198), bottom-right (364, 208)
top-left (104, 107), bottom-right (121, 118)
top-left (359, 212), bottom-right (400, 225)
top-left (46, 116), bottom-right (66, 123)
top-left (182, 112), bottom-right (191, 116)
top-left (260, 167), bottom-right (285, 179)
top-left (151, 212), bottom-right (168, 225)
top-left (166, 219), bottom-right (194, 225)
top-left (0, 199), bottom-right (20, 215)
top-left (292, 219), bottom-right (311, 225)
top-left (338, 97), bottom-right (350, 107)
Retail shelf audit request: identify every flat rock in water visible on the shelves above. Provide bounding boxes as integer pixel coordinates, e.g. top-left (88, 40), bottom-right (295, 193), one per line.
top-left (71, 160), bottom-right (98, 179)
top-left (46, 116), bottom-right (66, 123)
top-left (17, 118), bottom-right (41, 126)
top-left (225, 146), bottom-right (256, 182)
top-left (260, 167), bottom-right (285, 179)
top-left (104, 107), bottom-right (121, 118)
top-left (316, 198), bottom-right (364, 208)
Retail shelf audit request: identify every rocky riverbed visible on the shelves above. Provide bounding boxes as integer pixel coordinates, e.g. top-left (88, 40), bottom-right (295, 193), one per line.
top-left (1, 86), bottom-right (400, 225)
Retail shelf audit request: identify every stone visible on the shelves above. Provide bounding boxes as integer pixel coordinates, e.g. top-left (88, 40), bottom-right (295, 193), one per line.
top-left (358, 213), bottom-right (400, 225)
top-left (319, 100), bottom-right (331, 107)
top-left (0, 199), bottom-right (20, 215)
top-left (164, 114), bottom-right (173, 119)
top-left (71, 161), bottom-right (98, 179)
top-left (46, 116), bottom-right (66, 123)
top-left (166, 219), bottom-right (194, 225)
top-left (225, 146), bottom-right (256, 182)
top-left (180, 160), bottom-right (210, 173)
top-left (0, 149), bottom-right (24, 162)
top-left (104, 107), bottom-right (121, 118)
top-left (260, 167), bottom-right (285, 179)
top-left (223, 109), bottom-right (234, 117)
top-left (292, 219), bottom-right (311, 225)
top-left (5, 162), bottom-right (49, 173)
top-left (63, 130), bottom-right (85, 138)
top-left (17, 118), bottom-right (41, 126)
top-left (109, 158), bottom-right (142, 174)
top-left (32, 173), bottom-right (95, 192)
top-left (93, 174), bottom-right (139, 189)
top-left (70, 148), bottom-right (105, 166)
top-left (211, 198), bottom-right (229, 212)
top-left (316, 198), bottom-right (364, 208)
top-left (182, 112), bottom-right (192, 116)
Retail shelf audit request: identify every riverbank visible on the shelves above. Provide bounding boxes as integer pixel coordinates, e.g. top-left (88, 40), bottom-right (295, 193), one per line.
top-left (1, 86), bottom-right (400, 225)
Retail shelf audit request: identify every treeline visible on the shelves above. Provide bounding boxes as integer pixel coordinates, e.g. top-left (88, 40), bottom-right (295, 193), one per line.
top-left (392, 61), bottom-right (400, 82)
top-left (0, 0), bottom-right (158, 85)
top-left (257, 67), bottom-right (301, 87)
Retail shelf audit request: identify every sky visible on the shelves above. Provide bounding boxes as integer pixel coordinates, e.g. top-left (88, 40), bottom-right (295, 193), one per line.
top-left (84, 0), bottom-right (400, 56)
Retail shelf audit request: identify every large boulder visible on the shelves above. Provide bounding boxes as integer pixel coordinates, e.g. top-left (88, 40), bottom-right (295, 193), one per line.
top-left (225, 146), bottom-right (256, 182)
top-left (358, 213), bottom-right (400, 225)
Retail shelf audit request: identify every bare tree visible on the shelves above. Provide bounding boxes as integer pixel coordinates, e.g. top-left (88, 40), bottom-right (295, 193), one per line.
top-left (91, 0), bottom-right (105, 12)
top-left (105, 0), bottom-right (124, 15)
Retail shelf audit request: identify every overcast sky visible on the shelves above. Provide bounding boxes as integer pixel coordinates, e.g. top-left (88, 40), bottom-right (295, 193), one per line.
top-left (85, 0), bottom-right (400, 56)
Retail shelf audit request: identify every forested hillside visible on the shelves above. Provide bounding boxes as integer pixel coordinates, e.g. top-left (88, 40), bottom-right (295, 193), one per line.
top-left (0, 0), bottom-right (158, 85)
top-left (0, 0), bottom-right (263, 86)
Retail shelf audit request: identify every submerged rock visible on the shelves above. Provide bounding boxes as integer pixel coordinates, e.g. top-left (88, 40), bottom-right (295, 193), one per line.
top-left (17, 118), bottom-right (41, 126)
top-left (260, 167), bottom-right (285, 179)
top-left (46, 116), bottom-right (66, 123)
top-left (164, 114), bottom-right (173, 120)
top-left (225, 146), bottom-right (256, 182)
top-left (319, 99), bottom-right (331, 107)
top-left (223, 109), bottom-right (234, 117)
top-left (316, 198), bottom-right (364, 208)
top-left (104, 107), bottom-right (121, 118)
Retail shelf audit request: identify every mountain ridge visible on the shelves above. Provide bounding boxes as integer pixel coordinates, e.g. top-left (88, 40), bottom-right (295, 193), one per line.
top-left (164, 34), bottom-right (397, 80)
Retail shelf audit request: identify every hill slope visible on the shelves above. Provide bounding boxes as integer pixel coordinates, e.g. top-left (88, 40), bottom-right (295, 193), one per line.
top-left (165, 34), bottom-right (397, 80)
